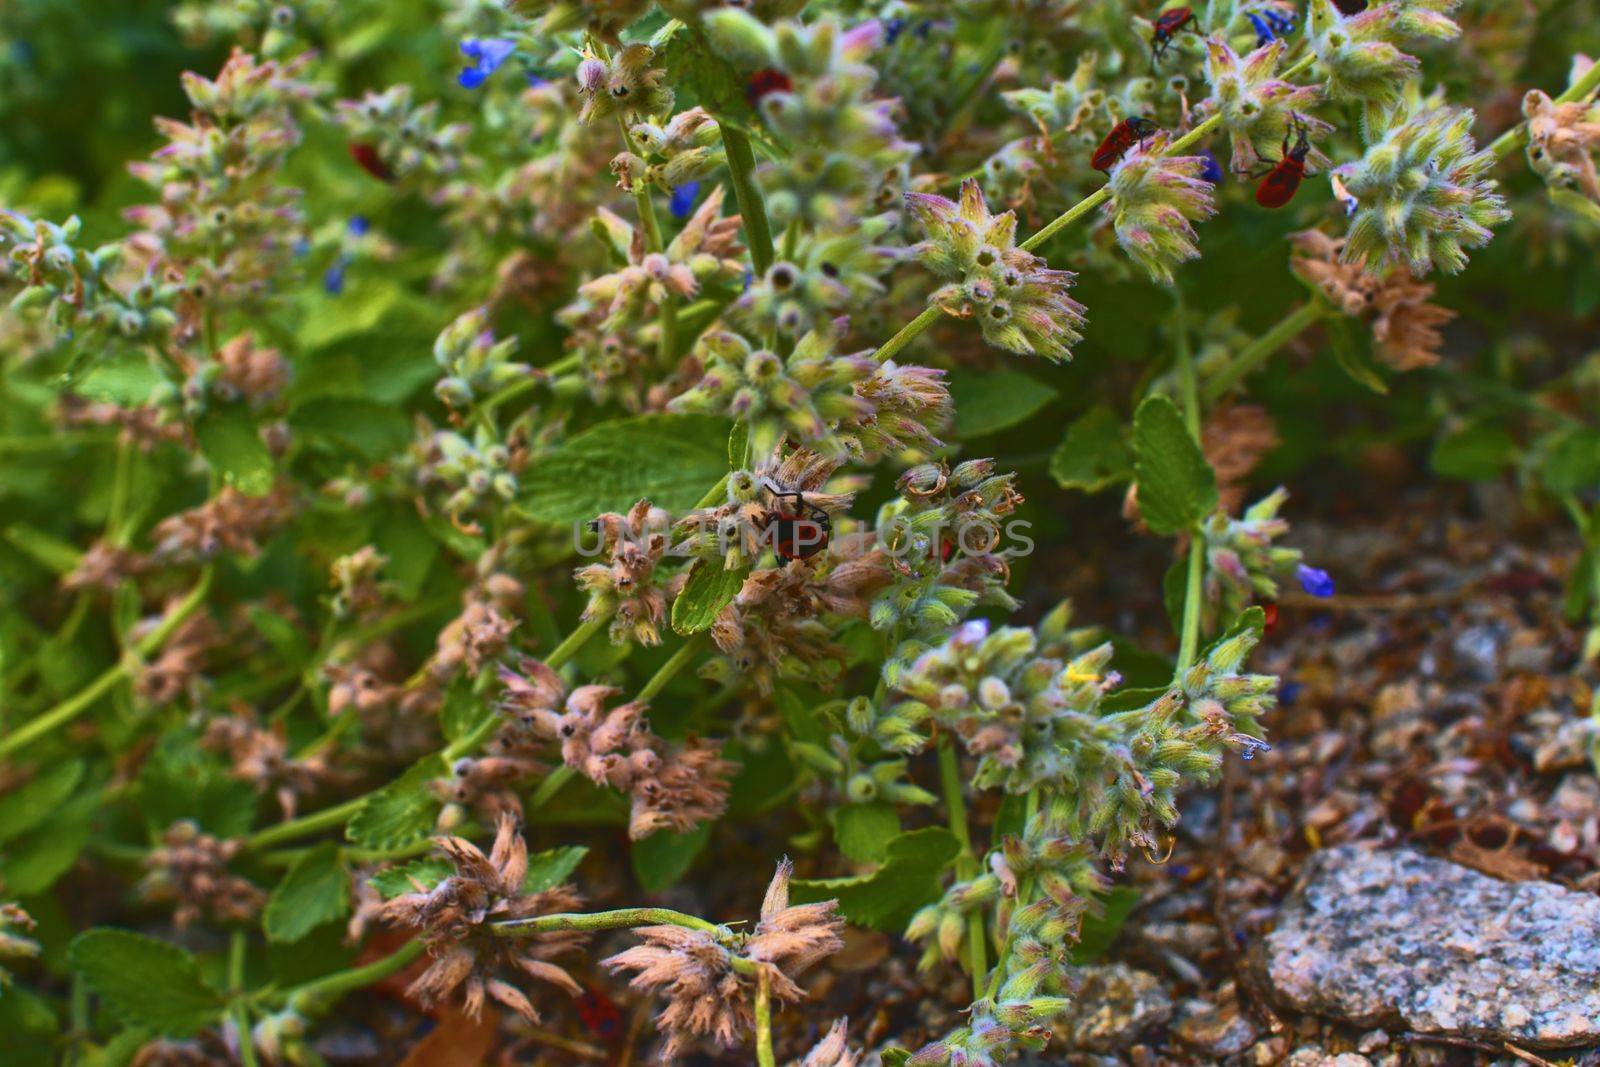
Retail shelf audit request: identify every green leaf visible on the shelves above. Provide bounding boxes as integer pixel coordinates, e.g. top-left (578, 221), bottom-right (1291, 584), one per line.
top-left (372, 507), bottom-right (441, 599)
top-left (1431, 421), bottom-right (1516, 481)
top-left (194, 404), bottom-right (274, 497)
top-left (671, 559), bottom-right (749, 635)
top-left (290, 397), bottom-right (411, 462)
top-left (1324, 316), bottom-right (1389, 395)
top-left (520, 414), bottom-right (733, 523)
top-left (1050, 405), bottom-right (1133, 493)
top-left (4, 524), bottom-right (83, 575)
top-left (137, 734), bottom-right (257, 839)
top-left (439, 680), bottom-right (496, 743)
top-left (264, 844), bottom-right (350, 943)
top-left (1198, 606), bottom-right (1267, 663)
top-left (1132, 395), bottom-right (1216, 535)
top-left (0, 759), bottom-right (84, 845)
top-left (370, 857), bottom-right (454, 900)
top-left (658, 25), bottom-right (756, 125)
top-left (523, 846), bottom-right (589, 894)
top-left (347, 757), bottom-right (445, 851)
top-left (0, 985), bottom-right (62, 1067)
top-left (729, 420), bottom-right (750, 470)
top-left (246, 606), bottom-right (310, 671)
top-left (831, 802), bottom-right (901, 864)
top-left (949, 368), bottom-right (1058, 439)
top-left (879, 1051), bottom-right (912, 1067)
top-left (790, 827), bottom-right (960, 932)
top-left (68, 930), bottom-right (225, 1037)
top-left (994, 792), bottom-right (1030, 842)
top-left (0, 790), bottom-right (95, 895)
top-left (73, 351), bottom-right (166, 405)
top-left (631, 824), bottom-right (711, 893)
top-left (1539, 427), bottom-right (1600, 494)
top-left (1070, 886), bottom-right (1141, 964)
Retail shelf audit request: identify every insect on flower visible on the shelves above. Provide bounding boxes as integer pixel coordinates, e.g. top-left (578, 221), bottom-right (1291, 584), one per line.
top-left (763, 480), bottom-right (831, 562)
top-left (1092, 116), bottom-right (1161, 172)
top-left (747, 68), bottom-right (794, 108)
top-left (348, 142), bottom-right (393, 183)
top-left (1254, 118), bottom-right (1313, 208)
top-left (1149, 6), bottom-right (1198, 68)
top-left (574, 983), bottom-right (623, 1040)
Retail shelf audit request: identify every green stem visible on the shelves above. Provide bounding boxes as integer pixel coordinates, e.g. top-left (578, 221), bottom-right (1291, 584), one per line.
top-left (1173, 295), bottom-right (1207, 675)
top-left (636, 635), bottom-right (706, 703)
top-left (243, 797), bottom-right (365, 852)
top-left (283, 940), bottom-right (426, 1016)
top-left (493, 906), bottom-right (721, 937)
top-left (1176, 531), bottom-right (1206, 675)
top-left (0, 567), bottom-right (213, 761)
top-left (1489, 58), bottom-right (1600, 160)
top-left (721, 122), bottom-right (775, 275)
top-left (937, 734), bottom-right (988, 998)
top-left (1202, 300), bottom-right (1325, 404)
top-left (754, 966), bottom-right (777, 1067)
top-left (874, 305), bottom-right (943, 364)
top-left (983, 788), bottom-right (1040, 1000)
top-left (696, 473), bottom-right (731, 507)
top-left (544, 611), bottom-right (610, 671)
top-left (230, 930), bottom-right (260, 1067)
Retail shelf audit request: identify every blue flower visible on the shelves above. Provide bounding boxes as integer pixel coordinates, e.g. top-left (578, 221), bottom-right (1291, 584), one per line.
top-left (1296, 564), bottom-right (1335, 598)
top-left (458, 38), bottom-right (515, 90)
top-left (1247, 12), bottom-right (1275, 45)
top-left (347, 215), bottom-right (371, 237)
top-left (1197, 150), bottom-right (1223, 185)
top-left (669, 181), bottom-right (701, 221)
top-left (323, 258), bottom-right (349, 295)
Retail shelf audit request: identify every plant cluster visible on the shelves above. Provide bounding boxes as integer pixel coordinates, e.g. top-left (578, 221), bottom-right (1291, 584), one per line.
top-left (1, 0), bottom-right (1597, 1063)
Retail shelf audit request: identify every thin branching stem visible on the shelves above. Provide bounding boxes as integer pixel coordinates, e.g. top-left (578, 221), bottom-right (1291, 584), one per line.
top-left (0, 566), bottom-right (214, 761)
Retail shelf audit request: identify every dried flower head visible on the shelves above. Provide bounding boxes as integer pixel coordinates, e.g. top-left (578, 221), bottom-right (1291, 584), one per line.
top-left (497, 660), bottom-right (732, 837)
top-left (575, 499), bottom-right (674, 646)
top-left (1291, 228), bottom-right (1455, 368)
top-left (380, 814), bottom-right (585, 1020)
top-left (148, 485), bottom-right (296, 565)
top-left (139, 821), bottom-right (266, 928)
top-left (602, 860), bottom-right (843, 1058)
top-left (1523, 79), bottom-right (1600, 206)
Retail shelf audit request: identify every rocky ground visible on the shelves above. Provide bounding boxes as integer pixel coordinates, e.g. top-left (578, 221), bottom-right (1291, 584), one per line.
top-left (1022, 485), bottom-right (1600, 1067)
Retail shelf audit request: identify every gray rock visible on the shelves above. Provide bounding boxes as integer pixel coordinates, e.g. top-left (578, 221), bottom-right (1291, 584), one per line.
top-left (1171, 982), bottom-right (1260, 1058)
top-left (1260, 845), bottom-right (1600, 1049)
top-left (1283, 1049), bottom-right (1372, 1067)
top-left (1055, 963), bottom-right (1173, 1053)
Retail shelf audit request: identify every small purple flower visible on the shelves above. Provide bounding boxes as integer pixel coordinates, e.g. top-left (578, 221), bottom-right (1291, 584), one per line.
top-left (458, 38), bottom-right (515, 90)
top-left (347, 215), bottom-right (371, 237)
top-left (955, 619), bottom-right (990, 645)
top-left (1197, 150), bottom-right (1223, 185)
top-left (1246, 12), bottom-right (1274, 46)
top-left (323, 258), bottom-right (349, 295)
top-left (1296, 564), bottom-right (1335, 598)
top-left (668, 181), bottom-right (701, 221)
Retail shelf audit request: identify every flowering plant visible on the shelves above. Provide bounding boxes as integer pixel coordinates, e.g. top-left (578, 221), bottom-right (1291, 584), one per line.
top-left (1, 0), bottom-right (1597, 1062)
